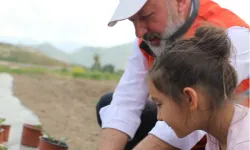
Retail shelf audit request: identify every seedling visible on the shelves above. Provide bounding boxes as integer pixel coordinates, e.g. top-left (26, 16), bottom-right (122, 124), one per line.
top-left (42, 130), bottom-right (54, 141)
top-left (41, 130), bottom-right (68, 146)
top-left (33, 124), bottom-right (42, 130)
top-left (0, 144), bottom-right (7, 150)
top-left (0, 118), bottom-right (5, 125)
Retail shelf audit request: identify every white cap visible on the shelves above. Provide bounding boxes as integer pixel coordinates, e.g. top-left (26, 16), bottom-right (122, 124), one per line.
top-left (108, 0), bottom-right (147, 27)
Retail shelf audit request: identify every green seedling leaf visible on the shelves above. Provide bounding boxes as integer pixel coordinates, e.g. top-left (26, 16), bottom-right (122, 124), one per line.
top-left (34, 124), bottom-right (42, 129)
top-left (41, 129), bottom-right (69, 146)
top-left (42, 130), bottom-right (56, 142)
top-left (0, 118), bottom-right (6, 125)
top-left (58, 137), bottom-right (68, 145)
top-left (0, 144), bottom-right (8, 150)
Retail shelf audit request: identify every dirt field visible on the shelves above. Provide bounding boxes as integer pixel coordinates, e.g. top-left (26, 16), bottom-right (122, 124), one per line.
top-left (12, 74), bottom-right (117, 150)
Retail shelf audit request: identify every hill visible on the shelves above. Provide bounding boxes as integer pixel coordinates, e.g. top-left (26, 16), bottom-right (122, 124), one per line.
top-left (34, 43), bottom-right (71, 63)
top-left (0, 38), bottom-right (134, 70)
top-left (51, 43), bottom-right (132, 70)
top-left (0, 42), bottom-right (67, 67)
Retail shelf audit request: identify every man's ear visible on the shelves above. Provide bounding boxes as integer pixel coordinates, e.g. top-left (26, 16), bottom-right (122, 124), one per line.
top-left (176, 0), bottom-right (188, 14)
top-left (183, 87), bottom-right (198, 111)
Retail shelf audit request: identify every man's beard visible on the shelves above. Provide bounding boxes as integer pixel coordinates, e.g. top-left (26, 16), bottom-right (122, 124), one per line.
top-left (143, 7), bottom-right (185, 57)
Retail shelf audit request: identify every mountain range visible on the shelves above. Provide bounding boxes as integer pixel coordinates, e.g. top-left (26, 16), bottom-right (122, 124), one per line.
top-left (0, 42), bottom-right (67, 67)
top-left (0, 38), bottom-right (134, 70)
top-left (33, 42), bottom-right (133, 70)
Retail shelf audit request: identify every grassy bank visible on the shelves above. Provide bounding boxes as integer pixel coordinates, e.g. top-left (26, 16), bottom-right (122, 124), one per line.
top-left (0, 65), bottom-right (122, 81)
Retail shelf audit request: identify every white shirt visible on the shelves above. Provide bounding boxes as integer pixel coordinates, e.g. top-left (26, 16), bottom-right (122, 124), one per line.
top-left (99, 26), bottom-right (249, 150)
top-left (205, 104), bottom-right (249, 150)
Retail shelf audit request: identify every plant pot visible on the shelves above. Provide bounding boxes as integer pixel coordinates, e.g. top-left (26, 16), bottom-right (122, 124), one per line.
top-left (0, 128), bottom-right (4, 144)
top-left (21, 124), bottom-right (42, 148)
top-left (0, 125), bottom-right (11, 141)
top-left (38, 137), bottom-right (68, 150)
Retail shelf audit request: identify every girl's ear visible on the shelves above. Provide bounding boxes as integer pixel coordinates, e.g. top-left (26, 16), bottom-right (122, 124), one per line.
top-left (183, 87), bottom-right (198, 111)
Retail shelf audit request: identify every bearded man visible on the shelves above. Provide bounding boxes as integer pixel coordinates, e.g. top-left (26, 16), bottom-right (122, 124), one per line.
top-left (96, 0), bottom-right (249, 149)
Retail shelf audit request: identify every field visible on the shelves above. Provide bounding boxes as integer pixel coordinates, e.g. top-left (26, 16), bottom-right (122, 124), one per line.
top-left (12, 73), bottom-right (118, 150)
top-left (0, 43), bottom-right (122, 149)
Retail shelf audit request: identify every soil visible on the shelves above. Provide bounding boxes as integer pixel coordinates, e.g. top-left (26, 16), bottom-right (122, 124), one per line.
top-left (12, 74), bottom-right (117, 150)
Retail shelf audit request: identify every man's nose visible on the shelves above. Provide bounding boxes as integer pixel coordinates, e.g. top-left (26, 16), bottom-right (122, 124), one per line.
top-left (134, 21), bottom-right (147, 38)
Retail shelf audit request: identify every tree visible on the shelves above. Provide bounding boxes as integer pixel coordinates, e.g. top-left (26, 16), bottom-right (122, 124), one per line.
top-left (102, 64), bottom-right (115, 73)
top-left (91, 53), bottom-right (101, 71)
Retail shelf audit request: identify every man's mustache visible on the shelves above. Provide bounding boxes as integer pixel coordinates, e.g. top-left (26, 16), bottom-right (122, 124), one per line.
top-left (143, 32), bottom-right (161, 41)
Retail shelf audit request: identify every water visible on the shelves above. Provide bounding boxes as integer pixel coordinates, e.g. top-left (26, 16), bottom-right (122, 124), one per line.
top-left (0, 73), bottom-right (41, 150)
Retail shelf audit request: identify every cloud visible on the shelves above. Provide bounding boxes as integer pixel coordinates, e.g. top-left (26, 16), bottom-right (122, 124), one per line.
top-left (0, 0), bottom-right (136, 47)
top-left (0, 0), bottom-right (248, 49)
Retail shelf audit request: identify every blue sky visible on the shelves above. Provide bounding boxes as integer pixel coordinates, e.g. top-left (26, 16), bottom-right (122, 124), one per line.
top-left (0, 0), bottom-right (249, 52)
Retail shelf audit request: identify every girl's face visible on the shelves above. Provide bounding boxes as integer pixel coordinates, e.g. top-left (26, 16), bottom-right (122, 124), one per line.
top-left (148, 79), bottom-right (202, 138)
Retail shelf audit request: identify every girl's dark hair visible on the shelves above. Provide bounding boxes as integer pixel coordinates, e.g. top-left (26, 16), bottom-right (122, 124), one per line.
top-left (148, 25), bottom-right (238, 107)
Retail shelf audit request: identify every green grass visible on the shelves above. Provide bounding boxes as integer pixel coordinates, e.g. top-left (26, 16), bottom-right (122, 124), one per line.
top-left (0, 66), bottom-right (47, 74)
top-left (0, 65), bottom-right (121, 81)
top-left (0, 43), bottom-right (66, 66)
top-left (71, 71), bottom-right (120, 80)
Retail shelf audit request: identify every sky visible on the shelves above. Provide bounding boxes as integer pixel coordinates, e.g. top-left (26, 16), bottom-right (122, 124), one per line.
top-left (0, 0), bottom-right (249, 52)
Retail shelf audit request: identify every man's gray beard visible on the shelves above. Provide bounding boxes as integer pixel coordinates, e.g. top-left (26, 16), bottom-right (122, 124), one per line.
top-left (147, 20), bottom-right (184, 57)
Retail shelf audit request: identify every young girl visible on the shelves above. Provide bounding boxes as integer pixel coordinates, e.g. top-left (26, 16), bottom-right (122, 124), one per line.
top-left (147, 26), bottom-right (249, 150)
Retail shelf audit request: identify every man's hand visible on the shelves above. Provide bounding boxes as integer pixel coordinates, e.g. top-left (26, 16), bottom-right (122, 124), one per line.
top-left (133, 134), bottom-right (180, 150)
top-left (98, 128), bottom-right (128, 150)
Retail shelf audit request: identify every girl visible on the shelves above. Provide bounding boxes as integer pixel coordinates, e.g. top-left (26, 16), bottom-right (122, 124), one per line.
top-left (147, 26), bottom-right (249, 150)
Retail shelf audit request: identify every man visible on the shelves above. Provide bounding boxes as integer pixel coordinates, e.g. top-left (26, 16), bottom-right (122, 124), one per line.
top-left (96, 0), bottom-right (249, 149)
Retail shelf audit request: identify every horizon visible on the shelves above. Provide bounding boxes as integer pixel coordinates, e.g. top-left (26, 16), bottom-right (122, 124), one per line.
top-left (0, 35), bottom-right (134, 54)
top-left (0, 0), bottom-right (249, 53)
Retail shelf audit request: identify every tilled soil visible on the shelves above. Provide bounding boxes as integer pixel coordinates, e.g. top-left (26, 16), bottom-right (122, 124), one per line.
top-left (12, 74), bottom-right (117, 150)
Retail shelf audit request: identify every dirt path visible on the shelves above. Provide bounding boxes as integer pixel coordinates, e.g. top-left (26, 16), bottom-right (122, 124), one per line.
top-left (12, 74), bottom-right (117, 150)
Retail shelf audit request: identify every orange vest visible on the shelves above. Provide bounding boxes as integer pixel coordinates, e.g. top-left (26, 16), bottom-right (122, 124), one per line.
top-left (139, 0), bottom-right (249, 107)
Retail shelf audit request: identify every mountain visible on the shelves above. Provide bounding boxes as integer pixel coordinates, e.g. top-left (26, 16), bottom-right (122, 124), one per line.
top-left (70, 43), bottom-right (133, 70)
top-left (32, 42), bottom-right (133, 70)
top-left (33, 43), bottom-right (71, 63)
top-left (0, 42), bottom-right (67, 67)
top-left (0, 37), bottom-right (134, 70)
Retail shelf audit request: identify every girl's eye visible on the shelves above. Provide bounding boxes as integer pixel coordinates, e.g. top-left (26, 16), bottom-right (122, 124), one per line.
top-left (156, 103), bottom-right (162, 108)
